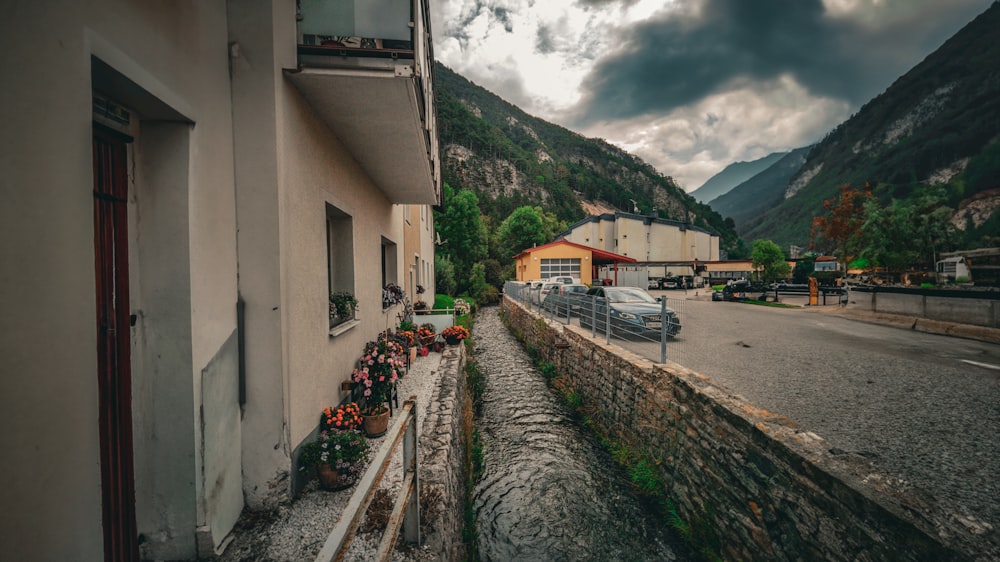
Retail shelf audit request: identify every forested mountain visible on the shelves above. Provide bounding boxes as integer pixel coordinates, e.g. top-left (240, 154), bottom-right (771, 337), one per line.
top-left (742, 2), bottom-right (1000, 249)
top-left (710, 146), bottom-right (813, 233)
top-left (690, 151), bottom-right (788, 203)
top-left (433, 63), bottom-right (742, 254)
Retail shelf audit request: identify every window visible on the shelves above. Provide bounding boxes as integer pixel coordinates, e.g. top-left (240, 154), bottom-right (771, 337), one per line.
top-left (327, 204), bottom-right (355, 330)
top-left (540, 258), bottom-right (581, 279)
top-left (381, 237), bottom-right (397, 309)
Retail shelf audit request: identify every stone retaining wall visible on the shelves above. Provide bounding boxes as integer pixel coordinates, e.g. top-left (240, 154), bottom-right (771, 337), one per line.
top-left (502, 296), bottom-right (992, 561)
top-left (418, 344), bottom-right (468, 560)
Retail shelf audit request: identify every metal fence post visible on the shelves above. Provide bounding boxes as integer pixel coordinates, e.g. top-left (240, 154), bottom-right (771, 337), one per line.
top-left (660, 296), bottom-right (668, 363)
top-left (604, 297), bottom-right (611, 345)
top-left (590, 295), bottom-right (597, 338)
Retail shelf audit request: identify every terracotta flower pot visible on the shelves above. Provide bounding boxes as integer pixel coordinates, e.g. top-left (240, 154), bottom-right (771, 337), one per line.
top-left (316, 464), bottom-right (354, 491)
top-left (362, 408), bottom-right (390, 437)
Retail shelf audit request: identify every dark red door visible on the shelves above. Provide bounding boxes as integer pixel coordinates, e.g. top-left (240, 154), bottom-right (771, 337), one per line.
top-left (92, 126), bottom-right (139, 562)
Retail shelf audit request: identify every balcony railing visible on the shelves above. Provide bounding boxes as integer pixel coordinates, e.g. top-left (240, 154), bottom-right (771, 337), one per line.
top-left (298, 0), bottom-right (415, 60)
top-left (289, 0), bottom-right (440, 205)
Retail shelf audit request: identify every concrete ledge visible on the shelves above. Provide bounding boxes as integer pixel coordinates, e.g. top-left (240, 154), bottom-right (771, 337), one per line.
top-left (814, 306), bottom-right (1000, 345)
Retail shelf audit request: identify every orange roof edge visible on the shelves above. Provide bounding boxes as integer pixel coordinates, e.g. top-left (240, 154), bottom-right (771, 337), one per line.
top-left (513, 239), bottom-right (637, 263)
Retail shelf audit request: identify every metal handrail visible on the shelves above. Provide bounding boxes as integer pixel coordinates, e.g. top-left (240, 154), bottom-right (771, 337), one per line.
top-left (315, 396), bottom-right (420, 562)
top-left (505, 281), bottom-right (675, 363)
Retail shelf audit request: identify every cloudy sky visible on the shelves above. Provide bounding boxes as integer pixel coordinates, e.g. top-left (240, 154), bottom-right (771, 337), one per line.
top-left (429, 0), bottom-right (994, 191)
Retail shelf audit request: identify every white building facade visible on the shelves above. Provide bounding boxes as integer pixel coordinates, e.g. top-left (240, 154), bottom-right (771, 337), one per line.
top-left (561, 213), bottom-right (720, 262)
top-left (0, 1), bottom-right (439, 560)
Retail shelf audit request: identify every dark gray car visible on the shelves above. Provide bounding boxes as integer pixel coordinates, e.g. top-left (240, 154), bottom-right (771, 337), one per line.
top-left (579, 286), bottom-right (681, 338)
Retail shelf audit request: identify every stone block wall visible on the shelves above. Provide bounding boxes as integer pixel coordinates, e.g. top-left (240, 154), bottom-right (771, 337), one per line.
top-left (503, 297), bottom-right (992, 561)
top-left (418, 344), bottom-right (469, 560)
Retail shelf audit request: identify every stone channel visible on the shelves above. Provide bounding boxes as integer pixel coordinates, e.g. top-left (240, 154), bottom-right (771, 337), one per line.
top-left (471, 306), bottom-right (685, 561)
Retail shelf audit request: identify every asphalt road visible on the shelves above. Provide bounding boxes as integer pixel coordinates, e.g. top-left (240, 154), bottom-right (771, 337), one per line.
top-left (579, 296), bottom-right (1000, 531)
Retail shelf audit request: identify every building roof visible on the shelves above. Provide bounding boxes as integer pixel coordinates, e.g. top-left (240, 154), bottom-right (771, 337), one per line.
top-left (514, 239), bottom-right (637, 264)
top-left (557, 211), bottom-right (719, 238)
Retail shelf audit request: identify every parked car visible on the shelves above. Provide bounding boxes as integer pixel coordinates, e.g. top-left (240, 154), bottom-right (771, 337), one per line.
top-left (579, 286), bottom-right (681, 338)
top-left (549, 276), bottom-right (578, 284)
top-left (542, 283), bottom-right (590, 316)
top-left (538, 282), bottom-right (562, 304)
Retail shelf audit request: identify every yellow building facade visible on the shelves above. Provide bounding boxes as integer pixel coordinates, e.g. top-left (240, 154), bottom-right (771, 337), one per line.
top-left (514, 239), bottom-right (637, 285)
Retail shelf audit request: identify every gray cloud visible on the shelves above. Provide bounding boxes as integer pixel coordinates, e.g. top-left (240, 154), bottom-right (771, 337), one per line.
top-left (571, 0), bottom-right (993, 125)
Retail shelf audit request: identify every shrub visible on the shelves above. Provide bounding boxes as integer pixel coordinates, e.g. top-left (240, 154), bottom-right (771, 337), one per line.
top-left (478, 284), bottom-right (501, 305)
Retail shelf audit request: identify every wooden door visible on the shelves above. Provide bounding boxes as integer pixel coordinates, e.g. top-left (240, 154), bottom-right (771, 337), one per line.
top-left (92, 125), bottom-right (139, 561)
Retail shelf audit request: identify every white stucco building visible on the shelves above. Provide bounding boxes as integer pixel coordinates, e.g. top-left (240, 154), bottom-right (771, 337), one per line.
top-left (0, 1), bottom-right (439, 559)
top-left (560, 212), bottom-right (720, 262)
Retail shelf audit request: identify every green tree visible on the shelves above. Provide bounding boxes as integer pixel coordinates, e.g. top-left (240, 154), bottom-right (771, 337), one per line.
top-left (434, 253), bottom-right (457, 297)
top-left (751, 239), bottom-right (791, 283)
top-left (858, 188), bottom-right (958, 276)
top-left (468, 262), bottom-right (488, 302)
top-left (496, 206), bottom-right (552, 261)
top-left (435, 184), bottom-right (487, 292)
top-left (481, 258), bottom-right (505, 288)
top-left (792, 253), bottom-right (816, 284)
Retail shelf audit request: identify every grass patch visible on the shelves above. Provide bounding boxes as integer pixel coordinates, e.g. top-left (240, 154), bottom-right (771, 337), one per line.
top-left (434, 294), bottom-right (454, 310)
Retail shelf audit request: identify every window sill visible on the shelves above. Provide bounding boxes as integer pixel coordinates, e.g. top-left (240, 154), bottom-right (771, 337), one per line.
top-left (329, 318), bottom-right (361, 337)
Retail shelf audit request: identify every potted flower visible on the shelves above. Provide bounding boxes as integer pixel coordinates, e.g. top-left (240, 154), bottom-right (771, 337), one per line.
top-left (417, 323), bottom-right (436, 348)
top-left (322, 402), bottom-right (363, 432)
top-left (413, 300), bottom-right (428, 313)
top-left (382, 282), bottom-right (406, 310)
top-left (397, 329), bottom-right (417, 363)
top-left (453, 298), bottom-right (471, 316)
top-left (352, 337), bottom-right (405, 436)
top-left (441, 325), bottom-right (469, 345)
top-left (299, 428), bottom-right (369, 491)
top-left (330, 291), bottom-right (358, 327)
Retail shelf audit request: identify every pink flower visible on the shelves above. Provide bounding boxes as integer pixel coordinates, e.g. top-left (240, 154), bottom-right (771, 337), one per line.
top-left (364, 389), bottom-right (372, 396)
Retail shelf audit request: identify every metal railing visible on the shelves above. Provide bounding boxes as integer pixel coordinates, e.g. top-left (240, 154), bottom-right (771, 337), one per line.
top-left (505, 281), bottom-right (681, 363)
top-left (315, 396), bottom-right (420, 562)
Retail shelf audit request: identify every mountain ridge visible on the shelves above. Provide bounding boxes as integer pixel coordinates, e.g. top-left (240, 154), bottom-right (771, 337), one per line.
top-left (741, 2), bottom-right (1000, 249)
top-left (690, 151), bottom-right (789, 203)
top-left (433, 63), bottom-right (743, 254)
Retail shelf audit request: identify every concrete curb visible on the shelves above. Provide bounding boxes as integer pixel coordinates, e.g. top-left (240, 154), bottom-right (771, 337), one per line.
top-left (808, 306), bottom-right (1000, 345)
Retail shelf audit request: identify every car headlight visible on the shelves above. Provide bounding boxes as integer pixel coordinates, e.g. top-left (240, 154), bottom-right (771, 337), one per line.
top-left (615, 311), bottom-right (637, 319)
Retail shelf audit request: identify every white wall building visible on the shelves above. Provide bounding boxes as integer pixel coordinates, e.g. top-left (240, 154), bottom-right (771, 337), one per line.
top-left (0, 1), bottom-right (439, 560)
top-left (561, 212), bottom-right (720, 262)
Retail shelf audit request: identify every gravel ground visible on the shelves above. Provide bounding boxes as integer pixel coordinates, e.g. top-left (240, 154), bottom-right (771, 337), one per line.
top-left (215, 350), bottom-right (447, 562)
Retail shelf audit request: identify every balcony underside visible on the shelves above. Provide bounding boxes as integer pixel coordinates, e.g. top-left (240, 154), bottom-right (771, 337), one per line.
top-left (286, 66), bottom-right (438, 205)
